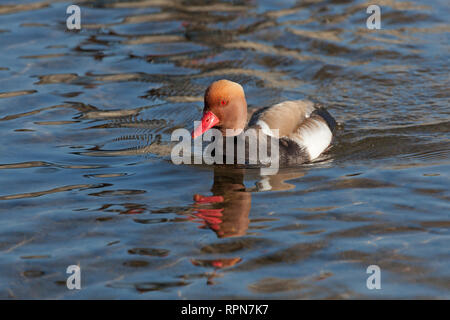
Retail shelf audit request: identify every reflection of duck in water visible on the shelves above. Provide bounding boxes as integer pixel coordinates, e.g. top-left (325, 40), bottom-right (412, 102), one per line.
top-left (189, 166), bottom-right (306, 275)
top-left (192, 166), bottom-right (250, 238)
top-left (191, 166), bottom-right (307, 238)
top-left (189, 167), bottom-right (248, 276)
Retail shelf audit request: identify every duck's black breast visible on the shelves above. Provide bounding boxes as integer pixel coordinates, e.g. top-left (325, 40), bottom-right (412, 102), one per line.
top-left (210, 131), bottom-right (310, 166)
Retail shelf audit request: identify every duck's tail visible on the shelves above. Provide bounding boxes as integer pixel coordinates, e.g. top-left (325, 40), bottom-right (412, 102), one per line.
top-left (311, 105), bottom-right (337, 133)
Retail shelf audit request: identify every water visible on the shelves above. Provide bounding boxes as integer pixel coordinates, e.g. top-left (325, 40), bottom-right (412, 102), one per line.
top-left (0, 0), bottom-right (449, 299)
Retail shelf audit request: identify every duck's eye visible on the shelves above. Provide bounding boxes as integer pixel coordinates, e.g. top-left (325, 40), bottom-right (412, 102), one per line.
top-left (220, 100), bottom-right (227, 106)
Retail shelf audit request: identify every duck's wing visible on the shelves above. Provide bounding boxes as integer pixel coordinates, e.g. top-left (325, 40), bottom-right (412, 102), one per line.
top-left (248, 100), bottom-right (316, 138)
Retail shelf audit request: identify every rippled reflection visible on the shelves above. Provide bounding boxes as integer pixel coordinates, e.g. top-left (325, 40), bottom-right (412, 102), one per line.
top-left (191, 167), bottom-right (251, 239)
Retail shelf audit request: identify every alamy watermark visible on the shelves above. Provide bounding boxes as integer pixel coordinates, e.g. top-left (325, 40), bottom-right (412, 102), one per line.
top-left (366, 5), bottom-right (381, 30)
top-left (66, 265), bottom-right (81, 290)
top-left (366, 265), bottom-right (381, 290)
top-left (171, 125), bottom-right (280, 175)
top-left (65, 5), bottom-right (381, 32)
top-left (66, 5), bottom-right (81, 30)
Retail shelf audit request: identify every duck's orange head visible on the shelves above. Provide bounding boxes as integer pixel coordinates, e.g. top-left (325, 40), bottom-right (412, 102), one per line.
top-left (192, 80), bottom-right (248, 138)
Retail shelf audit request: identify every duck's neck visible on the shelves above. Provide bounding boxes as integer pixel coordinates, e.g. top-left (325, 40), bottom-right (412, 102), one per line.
top-left (219, 105), bottom-right (248, 137)
top-left (220, 127), bottom-right (244, 137)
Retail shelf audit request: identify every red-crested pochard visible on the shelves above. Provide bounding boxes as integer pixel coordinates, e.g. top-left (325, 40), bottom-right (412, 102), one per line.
top-left (192, 79), bottom-right (336, 165)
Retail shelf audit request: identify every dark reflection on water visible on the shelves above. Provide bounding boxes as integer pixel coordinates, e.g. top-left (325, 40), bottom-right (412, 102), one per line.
top-left (191, 167), bottom-right (251, 239)
top-left (0, 0), bottom-right (449, 299)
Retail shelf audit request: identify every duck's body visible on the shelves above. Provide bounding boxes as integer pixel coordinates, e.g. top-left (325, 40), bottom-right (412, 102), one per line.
top-left (192, 80), bottom-right (336, 165)
top-left (247, 100), bottom-right (336, 165)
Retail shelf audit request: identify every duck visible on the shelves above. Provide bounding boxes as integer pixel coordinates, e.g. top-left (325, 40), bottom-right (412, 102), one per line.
top-left (191, 79), bottom-right (336, 166)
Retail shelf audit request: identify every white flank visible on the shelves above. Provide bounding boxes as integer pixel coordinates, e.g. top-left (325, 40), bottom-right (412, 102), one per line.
top-left (290, 119), bottom-right (332, 160)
